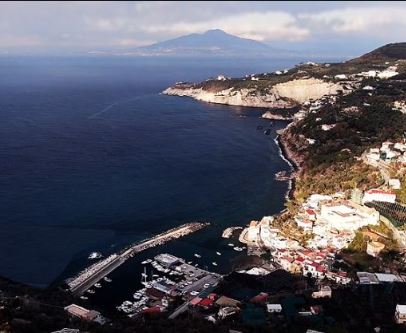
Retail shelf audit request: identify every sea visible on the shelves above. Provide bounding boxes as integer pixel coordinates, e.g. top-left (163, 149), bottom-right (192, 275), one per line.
top-left (0, 55), bottom-right (320, 312)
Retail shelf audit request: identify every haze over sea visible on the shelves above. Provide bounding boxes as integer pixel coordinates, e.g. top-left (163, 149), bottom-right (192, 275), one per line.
top-left (0, 56), bottom-right (315, 291)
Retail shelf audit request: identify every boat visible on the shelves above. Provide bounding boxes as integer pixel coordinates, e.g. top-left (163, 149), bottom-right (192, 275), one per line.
top-left (216, 252), bottom-right (222, 256)
top-left (187, 261), bottom-right (192, 264)
top-left (233, 247), bottom-right (244, 252)
top-left (194, 253), bottom-right (201, 258)
top-left (228, 243), bottom-right (234, 247)
top-left (80, 296), bottom-right (88, 300)
top-left (86, 289), bottom-right (95, 294)
top-left (275, 170), bottom-right (291, 181)
top-left (212, 262), bottom-right (218, 266)
top-left (264, 129), bottom-right (271, 135)
top-left (88, 252), bottom-right (102, 260)
top-left (94, 283), bottom-right (102, 288)
top-left (103, 277), bottom-right (112, 282)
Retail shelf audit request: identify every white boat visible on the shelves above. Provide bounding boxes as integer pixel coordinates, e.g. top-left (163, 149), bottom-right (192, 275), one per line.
top-left (103, 277), bottom-right (112, 282)
top-left (94, 283), bottom-right (102, 288)
top-left (212, 262), bottom-right (218, 266)
top-left (228, 243), bottom-right (234, 247)
top-left (86, 289), bottom-right (95, 294)
top-left (88, 252), bottom-right (102, 260)
top-left (194, 253), bottom-right (201, 258)
top-left (216, 252), bottom-right (222, 256)
top-left (233, 247), bottom-right (244, 252)
top-left (187, 261), bottom-right (192, 264)
top-left (80, 296), bottom-right (88, 300)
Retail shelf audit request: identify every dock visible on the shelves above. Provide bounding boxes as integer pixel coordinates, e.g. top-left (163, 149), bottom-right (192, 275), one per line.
top-left (67, 222), bottom-right (209, 296)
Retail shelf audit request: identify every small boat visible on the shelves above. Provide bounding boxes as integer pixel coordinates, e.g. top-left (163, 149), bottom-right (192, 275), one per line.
top-left (80, 296), bottom-right (88, 300)
top-left (216, 252), bottom-right (222, 256)
top-left (88, 252), bottom-right (102, 260)
top-left (194, 253), bottom-right (201, 258)
top-left (103, 277), bottom-right (112, 282)
top-left (195, 264), bottom-right (199, 267)
top-left (94, 283), bottom-right (102, 288)
top-left (212, 262), bottom-right (218, 266)
top-left (86, 289), bottom-right (95, 294)
top-left (228, 243), bottom-right (234, 247)
top-left (233, 247), bottom-right (244, 252)
top-left (264, 129), bottom-right (271, 135)
top-left (187, 261), bottom-right (193, 264)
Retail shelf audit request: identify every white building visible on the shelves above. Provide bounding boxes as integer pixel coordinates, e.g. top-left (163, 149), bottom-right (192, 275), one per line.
top-left (366, 241), bottom-right (385, 257)
top-left (395, 304), bottom-right (406, 324)
top-left (335, 74), bottom-right (347, 80)
top-left (378, 70), bottom-right (398, 79)
top-left (267, 304), bottom-right (282, 313)
top-left (312, 285), bottom-right (332, 299)
top-left (389, 179), bottom-right (401, 190)
top-left (362, 189), bottom-right (396, 204)
top-left (320, 203), bottom-right (379, 231)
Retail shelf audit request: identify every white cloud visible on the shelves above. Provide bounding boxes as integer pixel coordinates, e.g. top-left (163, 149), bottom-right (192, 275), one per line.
top-left (299, 6), bottom-right (406, 37)
top-left (91, 11), bottom-right (310, 42)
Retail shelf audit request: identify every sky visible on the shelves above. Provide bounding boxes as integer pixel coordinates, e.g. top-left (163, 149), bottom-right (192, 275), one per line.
top-left (1, 1), bottom-right (406, 56)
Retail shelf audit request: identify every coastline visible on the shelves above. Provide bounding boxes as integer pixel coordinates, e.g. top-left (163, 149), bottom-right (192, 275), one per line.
top-left (274, 128), bottom-right (300, 201)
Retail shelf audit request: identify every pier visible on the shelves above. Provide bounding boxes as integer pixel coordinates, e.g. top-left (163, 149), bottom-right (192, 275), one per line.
top-left (67, 222), bottom-right (209, 296)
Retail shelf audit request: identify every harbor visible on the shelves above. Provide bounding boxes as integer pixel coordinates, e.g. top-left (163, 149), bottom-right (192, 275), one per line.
top-left (66, 222), bottom-right (209, 296)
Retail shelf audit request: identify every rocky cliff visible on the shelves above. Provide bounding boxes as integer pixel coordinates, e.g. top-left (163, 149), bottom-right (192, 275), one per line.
top-left (163, 78), bottom-right (343, 117)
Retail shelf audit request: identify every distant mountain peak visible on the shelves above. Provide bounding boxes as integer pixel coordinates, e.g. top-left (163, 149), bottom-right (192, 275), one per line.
top-left (120, 29), bottom-right (293, 58)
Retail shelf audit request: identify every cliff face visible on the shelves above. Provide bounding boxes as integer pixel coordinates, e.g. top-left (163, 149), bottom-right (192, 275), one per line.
top-left (163, 78), bottom-right (343, 113)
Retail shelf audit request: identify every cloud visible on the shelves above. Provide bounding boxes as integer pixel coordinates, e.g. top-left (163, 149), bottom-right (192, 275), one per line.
top-left (89, 11), bottom-right (310, 42)
top-left (0, 2), bottom-right (406, 53)
top-left (299, 6), bottom-right (406, 37)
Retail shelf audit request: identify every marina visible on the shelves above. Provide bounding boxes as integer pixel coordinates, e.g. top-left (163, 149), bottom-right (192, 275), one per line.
top-left (66, 222), bottom-right (209, 296)
top-left (116, 253), bottom-right (222, 319)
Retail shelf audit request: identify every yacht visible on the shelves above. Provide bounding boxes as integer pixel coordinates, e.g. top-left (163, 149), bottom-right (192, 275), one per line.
top-left (194, 253), bottom-right (201, 258)
top-left (94, 283), bottom-right (102, 288)
top-left (212, 262), bottom-right (218, 266)
top-left (103, 277), bottom-right (112, 282)
top-left (80, 296), bottom-right (88, 300)
top-left (88, 252), bottom-right (102, 260)
top-left (228, 243), bottom-right (234, 247)
top-left (216, 252), bottom-right (222, 256)
top-left (233, 247), bottom-right (244, 252)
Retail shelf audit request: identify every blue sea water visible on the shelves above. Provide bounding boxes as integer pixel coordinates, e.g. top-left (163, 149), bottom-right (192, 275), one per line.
top-left (0, 56), bottom-right (301, 294)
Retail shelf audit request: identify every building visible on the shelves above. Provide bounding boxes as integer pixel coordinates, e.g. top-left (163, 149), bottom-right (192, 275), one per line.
top-left (366, 241), bottom-right (385, 257)
top-left (312, 285), bottom-right (332, 299)
top-left (266, 304), bottom-right (282, 313)
top-left (320, 202), bottom-right (379, 231)
top-left (395, 304), bottom-right (406, 324)
top-left (362, 189), bottom-right (396, 204)
top-left (64, 304), bottom-right (103, 323)
top-left (389, 179), bottom-right (401, 190)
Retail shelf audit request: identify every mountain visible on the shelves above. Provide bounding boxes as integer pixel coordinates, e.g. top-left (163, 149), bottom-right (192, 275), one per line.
top-left (117, 29), bottom-right (292, 57)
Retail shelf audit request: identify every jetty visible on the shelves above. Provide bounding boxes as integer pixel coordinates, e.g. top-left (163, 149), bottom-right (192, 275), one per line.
top-left (66, 222), bottom-right (209, 296)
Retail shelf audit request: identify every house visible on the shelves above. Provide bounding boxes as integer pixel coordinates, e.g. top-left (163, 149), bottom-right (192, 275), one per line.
top-left (312, 285), bottom-right (332, 299)
top-left (305, 209), bottom-right (317, 221)
top-left (267, 304), bottom-right (282, 313)
top-left (295, 217), bottom-right (313, 232)
top-left (366, 241), bottom-right (385, 257)
top-left (335, 74), bottom-right (347, 80)
top-left (64, 304), bottom-right (104, 323)
top-left (218, 306), bottom-right (239, 319)
top-left (378, 70), bottom-right (398, 79)
top-left (389, 179), bottom-right (401, 190)
top-left (395, 304), bottom-right (406, 324)
top-left (362, 189), bottom-right (396, 204)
